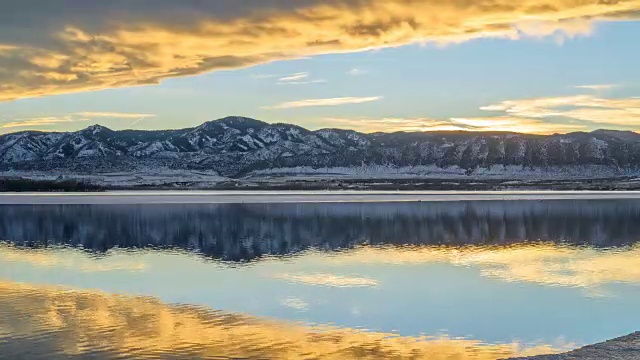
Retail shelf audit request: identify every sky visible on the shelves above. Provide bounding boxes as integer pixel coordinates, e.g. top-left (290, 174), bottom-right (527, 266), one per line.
top-left (1, 0), bottom-right (640, 135)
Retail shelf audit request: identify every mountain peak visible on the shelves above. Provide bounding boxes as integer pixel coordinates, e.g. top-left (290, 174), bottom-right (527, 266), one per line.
top-left (82, 124), bottom-right (113, 135)
top-left (215, 116), bottom-right (268, 127)
top-left (194, 116), bottom-right (269, 132)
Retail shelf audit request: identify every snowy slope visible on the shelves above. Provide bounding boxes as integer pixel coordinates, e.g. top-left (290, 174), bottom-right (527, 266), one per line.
top-left (2, 116), bottom-right (640, 179)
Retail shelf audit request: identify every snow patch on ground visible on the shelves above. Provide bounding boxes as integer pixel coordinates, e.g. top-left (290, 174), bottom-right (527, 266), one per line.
top-left (0, 169), bottom-right (228, 187)
top-left (246, 164), bottom-right (640, 180)
top-left (3, 164), bottom-right (640, 188)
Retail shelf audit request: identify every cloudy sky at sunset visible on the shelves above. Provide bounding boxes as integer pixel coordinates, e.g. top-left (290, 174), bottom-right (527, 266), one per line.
top-left (1, 0), bottom-right (640, 134)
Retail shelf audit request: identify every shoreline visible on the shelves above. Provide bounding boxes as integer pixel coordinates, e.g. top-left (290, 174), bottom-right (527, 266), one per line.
top-left (509, 332), bottom-right (639, 359)
top-left (5, 175), bottom-right (640, 192)
top-left (2, 190), bottom-right (640, 204)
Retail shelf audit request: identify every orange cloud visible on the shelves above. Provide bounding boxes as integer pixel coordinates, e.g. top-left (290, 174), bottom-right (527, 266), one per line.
top-left (0, 1), bottom-right (639, 101)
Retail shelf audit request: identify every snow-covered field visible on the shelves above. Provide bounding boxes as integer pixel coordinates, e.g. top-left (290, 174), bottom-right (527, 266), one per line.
top-left (1, 191), bottom-right (640, 204)
top-left (2, 164), bottom-right (640, 189)
top-left (0, 170), bottom-right (227, 187)
top-left (246, 164), bottom-right (640, 180)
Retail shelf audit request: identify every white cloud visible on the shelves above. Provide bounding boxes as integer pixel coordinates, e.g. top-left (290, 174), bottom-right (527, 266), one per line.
top-left (348, 68), bottom-right (369, 76)
top-left (251, 74), bottom-right (278, 79)
top-left (574, 84), bottom-right (619, 91)
top-left (278, 72), bottom-right (309, 82)
top-left (280, 297), bottom-right (309, 311)
top-left (277, 79), bottom-right (327, 85)
top-left (276, 72), bottom-right (326, 85)
top-left (264, 96), bottom-right (382, 110)
top-left (274, 273), bottom-right (378, 288)
top-left (73, 112), bottom-right (156, 119)
top-left (449, 117), bottom-right (585, 134)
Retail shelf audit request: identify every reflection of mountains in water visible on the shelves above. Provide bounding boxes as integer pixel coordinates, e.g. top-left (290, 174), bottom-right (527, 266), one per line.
top-left (1, 200), bottom-right (640, 261)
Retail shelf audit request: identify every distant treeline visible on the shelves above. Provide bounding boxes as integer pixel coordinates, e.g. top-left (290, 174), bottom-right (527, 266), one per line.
top-left (0, 178), bottom-right (104, 192)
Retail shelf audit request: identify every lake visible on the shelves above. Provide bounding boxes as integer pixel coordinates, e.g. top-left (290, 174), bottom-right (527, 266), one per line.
top-left (0, 192), bottom-right (639, 359)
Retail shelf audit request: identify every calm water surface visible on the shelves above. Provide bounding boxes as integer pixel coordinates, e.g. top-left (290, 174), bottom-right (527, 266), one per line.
top-left (1, 196), bottom-right (639, 359)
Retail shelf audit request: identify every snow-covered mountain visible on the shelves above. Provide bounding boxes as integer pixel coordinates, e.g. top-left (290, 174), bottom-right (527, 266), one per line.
top-left (2, 116), bottom-right (640, 178)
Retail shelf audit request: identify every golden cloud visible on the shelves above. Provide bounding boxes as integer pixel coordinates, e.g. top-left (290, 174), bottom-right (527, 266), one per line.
top-left (480, 95), bottom-right (640, 127)
top-left (449, 116), bottom-right (586, 134)
top-left (1, 111), bottom-right (156, 131)
top-left (1, 1), bottom-right (639, 101)
top-left (1, 117), bottom-right (78, 129)
top-left (321, 117), bottom-right (463, 132)
top-left (0, 280), bottom-right (567, 359)
top-left (321, 116), bottom-right (586, 134)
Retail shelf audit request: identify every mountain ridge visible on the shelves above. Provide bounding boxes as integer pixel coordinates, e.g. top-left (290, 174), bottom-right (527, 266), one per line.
top-left (2, 116), bottom-right (640, 179)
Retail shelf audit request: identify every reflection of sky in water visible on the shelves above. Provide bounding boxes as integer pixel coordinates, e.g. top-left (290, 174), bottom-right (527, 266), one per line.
top-left (0, 281), bottom-right (565, 359)
top-left (1, 199), bottom-right (640, 356)
top-left (1, 243), bottom-right (639, 348)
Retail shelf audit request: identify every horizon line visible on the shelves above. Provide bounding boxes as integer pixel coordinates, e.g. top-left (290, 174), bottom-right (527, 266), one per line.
top-left (0, 116), bottom-right (636, 137)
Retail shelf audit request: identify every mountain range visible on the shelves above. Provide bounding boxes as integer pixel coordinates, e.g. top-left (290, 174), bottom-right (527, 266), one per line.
top-left (2, 116), bottom-right (640, 180)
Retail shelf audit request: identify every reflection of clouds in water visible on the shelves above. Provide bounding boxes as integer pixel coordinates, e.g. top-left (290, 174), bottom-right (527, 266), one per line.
top-left (280, 297), bottom-right (309, 311)
top-left (330, 244), bottom-right (640, 293)
top-left (4, 239), bottom-right (639, 294)
top-left (0, 243), bottom-right (146, 272)
top-left (0, 281), bottom-right (569, 359)
top-left (274, 273), bottom-right (379, 288)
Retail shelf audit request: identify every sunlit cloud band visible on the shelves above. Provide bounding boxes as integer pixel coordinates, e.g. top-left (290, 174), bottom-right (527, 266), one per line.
top-left (264, 96), bottom-right (382, 110)
top-left (1, 0), bottom-right (639, 101)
